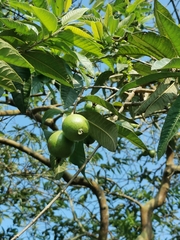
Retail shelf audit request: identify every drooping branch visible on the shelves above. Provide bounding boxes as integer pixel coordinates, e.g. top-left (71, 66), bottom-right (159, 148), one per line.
top-left (136, 145), bottom-right (176, 240)
top-left (0, 137), bottom-right (106, 239)
top-left (0, 137), bottom-right (50, 167)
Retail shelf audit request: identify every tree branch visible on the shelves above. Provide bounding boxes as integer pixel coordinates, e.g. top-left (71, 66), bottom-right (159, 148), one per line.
top-left (63, 171), bottom-right (109, 240)
top-left (0, 137), bottom-right (50, 167)
top-left (136, 145), bottom-right (176, 240)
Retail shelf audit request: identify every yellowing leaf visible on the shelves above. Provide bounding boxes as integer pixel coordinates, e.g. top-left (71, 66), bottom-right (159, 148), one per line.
top-left (64, 0), bottom-right (72, 12)
top-left (91, 21), bottom-right (103, 40)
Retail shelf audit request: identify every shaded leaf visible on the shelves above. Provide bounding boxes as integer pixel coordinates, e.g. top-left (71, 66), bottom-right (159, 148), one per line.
top-left (76, 52), bottom-right (94, 75)
top-left (157, 95), bottom-right (180, 159)
top-left (69, 141), bottom-right (86, 173)
top-left (136, 79), bottom-right (178, 117)
top-left (54, 160), bottom-right (68, 180)
top-left (61, 85), bottom-right (79, 109)
top-left (80, 111), bottom-right (118, 152)
top-left (42, 108), bottom-right (63, 124)
top-left (43, 129), bottom-right (53, 142)
top-left (117, 121), bottom-right (148, 150)
top-left (81, 95), bottom-right (136, 123)
top-left (32, 0), bottom-right (48, 9)
top-left (51, 0), bottom-right (63, 17)
top-left (12, 78), bottom-right (31, 113)
top-left (91, 71), bottom-right (113, 94)
top-left (23, 50), bottom-right (73, 87)
top-left (120, 72), bottom-right (180, 94)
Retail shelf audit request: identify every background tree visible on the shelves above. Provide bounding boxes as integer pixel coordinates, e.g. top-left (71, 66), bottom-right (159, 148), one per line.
top-left (0, 0), bottom-right (180, 239)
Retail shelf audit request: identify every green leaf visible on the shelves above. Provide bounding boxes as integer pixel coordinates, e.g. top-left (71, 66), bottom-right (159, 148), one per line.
top-left (0, 18), bottom-right (38, 41)
top-left (43, 129), bottom-right (53, 142)
top-left (75, 52), bottom-right (94, 75)
top-left (61, 8), bottom-right (88, 26)
top-left (69, 141), bottom-right (86, 169)
top-left (152, 58), bottom-right (180, 70)
top-left (58, 28), bottom-right (103, 55)
top-left (126, 0), bottom-right (144, 13)
top-left (120, 72), bottom-right (180, 94)
top-left (80, 111), bottom-right (118, 152)
top-left (108, 16), bottom-right (119, 35)
top-left (23, 50), bottom-right (73, 87)
top-left (104, 4), bottom-right (113, 27)
top-left (54, 160), bottom-right (68, 180)
top-left (127, 32), bottom-right (176, 59)
top-left (116, 121), bottom-right (148, 150)
top-left (32, 0), bottom-right (48, 9)
top-left (0, 61), bottom-right (23, 92)
top-left (50, 0), bottom-right (64, 17)
top-left (10, 1), bottom-right (58, 33)
top-left (157, 95), bottom-right (180, 159)
top-left (154, 0), bottom-right (180, 56)
top-left (136, 79), bottom-right (178, 117)
top-left (91, 21), bottom-right (103, 40)
top-left (42, 108), bottom-right (63, 124)
top-left (0, 38), bottom-right (32, 68)
top-left (64, 0), bottom-right (72, 12)
top-left (81, 95), bottom-right (133, 123)
top-left (91, 71), bottom-right (113, 94)
top-left (12, 78), bottom-right (31, 113)
top-left (61, 85), bottom-right (79, 109)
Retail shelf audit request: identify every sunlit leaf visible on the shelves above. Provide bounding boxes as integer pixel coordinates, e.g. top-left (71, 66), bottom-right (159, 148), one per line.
top-left (154, 0), bottom-right (180, 56)
top-left (127, 32), bottom-right (176, 59)
top-left (64, 0), bottom-right (72, 12)
top-left (0, 18), bottom-right (38, 40)
top-left (0, 38), bottom-right (32, 68)
top-left (10, 1), bottom-right (58, 33)
top-left (126, 0), bottom-right (144, 13)
top-left (58, 29), bottom-right (103, 55)
top-left (91, 21), bottom-right (103, 40)
top-left (61, 8), bottom-right (88, 25)
top-left (104, 4), bottom-right (113, 27)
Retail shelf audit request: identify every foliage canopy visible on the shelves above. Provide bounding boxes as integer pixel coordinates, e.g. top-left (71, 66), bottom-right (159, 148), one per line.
top-left (0, 0), bottom-right (180, 239)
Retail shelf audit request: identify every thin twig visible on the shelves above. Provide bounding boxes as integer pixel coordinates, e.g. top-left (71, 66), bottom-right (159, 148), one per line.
top-left (11, 144), bottom-right (100, 240)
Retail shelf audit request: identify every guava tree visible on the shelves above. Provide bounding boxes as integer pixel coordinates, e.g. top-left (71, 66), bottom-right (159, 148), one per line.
top-left (0, 0), bottom-right (180, 239)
